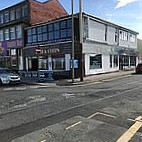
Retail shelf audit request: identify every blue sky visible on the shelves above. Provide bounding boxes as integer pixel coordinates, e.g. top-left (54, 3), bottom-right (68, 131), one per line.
top-left (0, 0), bottom-right (142, 39)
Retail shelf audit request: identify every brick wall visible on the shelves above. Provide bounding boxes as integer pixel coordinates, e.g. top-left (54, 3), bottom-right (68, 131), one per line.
top-left (29, 0), bottom-right (68, 25)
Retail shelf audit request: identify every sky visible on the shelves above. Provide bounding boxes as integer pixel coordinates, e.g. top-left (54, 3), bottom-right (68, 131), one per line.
top-left (0, 0), bottom-right (142, 39)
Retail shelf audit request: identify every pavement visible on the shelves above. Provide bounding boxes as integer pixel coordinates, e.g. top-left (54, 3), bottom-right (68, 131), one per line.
top-left (22, 70), bottom-right (135, 86)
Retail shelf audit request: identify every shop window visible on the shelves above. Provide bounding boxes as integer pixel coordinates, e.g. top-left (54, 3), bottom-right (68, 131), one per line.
top-left (90, 54), bottom-right (102, 69)
top-left (0, 30), bottom-right (4, 41)
top-left (11, 56), bottom-right (17, 67)
top-left (0, 14), bottom-right (4, 24)
top-left (5, 29), bottom-right (9, 40)
top-left (10, 10), bottom-right (15, 21)
top-left (61, 29), bottom-right (67, 38)
top-left (130, 56), bottom-right (136, 66)
top-left (4, 12), bottom-right (9, 23)
top-left (60, 20), bottom-right (66, 29)
top-left (16, 25), bottom-right (22, 39)
top-left (52, 57), bottom-right (65, 70)
top-left (110, 55), bottom-right (112, 68)
top-left (113, 55), bottom-right (118, 67)
top-left (10, 27), bottom-right (16, 40)
top-left (38, 59), bottom-right (48, 70)
top-left (124, 56), bottom-right (129, 66)
top-left (16, 8), bottom-right (21, 19)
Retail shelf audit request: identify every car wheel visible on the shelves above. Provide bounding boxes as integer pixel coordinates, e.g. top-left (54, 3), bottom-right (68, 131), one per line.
top-left (0, 79), bottom-right (2, 86)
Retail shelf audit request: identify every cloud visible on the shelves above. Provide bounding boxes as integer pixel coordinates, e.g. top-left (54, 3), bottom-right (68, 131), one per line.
top-left (115, 0), bottom-right (140, 9)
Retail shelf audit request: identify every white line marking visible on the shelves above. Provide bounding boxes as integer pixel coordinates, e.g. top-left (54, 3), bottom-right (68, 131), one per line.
top-left (87, 112), bottom-right (116, 119)
top-left (3, 88), bottom-right (13, 91)
top-left (98, 112), bottom-right (116, 118)
top-left (66, 121), bottom-right (82, 130)
top-left (87, 112), bottom-right (99, 119)
top-left (39, 140), bottom-right (46, 142)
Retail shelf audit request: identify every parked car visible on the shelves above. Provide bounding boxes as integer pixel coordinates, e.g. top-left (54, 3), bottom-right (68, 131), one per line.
top-left (0, 68), bottom-right (21, 86)
top-left (135, 63), bottom-right (142, 74)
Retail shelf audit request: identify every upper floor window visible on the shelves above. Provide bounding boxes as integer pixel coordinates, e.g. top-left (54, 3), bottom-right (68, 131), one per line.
top-left (27, 29), bottom-right (32, 36)
top-left (27, 18), bottom-right (72, 44)
top-left (16, 8), bottom-right (21, 19)
top-left (119, 30), bottom-right (128, 41)
top-left (42, 25), bottom-right (47, 33)
top-left (16, 25), bottom-right (22, 39)
top-left (54, 23), bottom-right (59, 30)
top-left (0, 14), bottom-right (4, 24)
top-left (4, 12), bottom-right (9, 23)
top-left (115, 28), bottom-right (118, 42)
top-left (10, 27), bottom-right (16, 40)
top-left (22, 5), bottom-right (28, 17)
top-left (130, 34), bottom-right (135, 42)
top-left (0, 30), bottom-right (4, 41)
top-left (48, 24), bottom-right (53, 32)
top-left (5, 29), bottom-right (9, 40)
top-left (67, 19), bottom-right (72, 28)
top-left (10, 10), bottom-right (15, 21)
top-left (60, 20), bottom-right (66, 29)
top-left (37, 26), bottom-right (42, 34)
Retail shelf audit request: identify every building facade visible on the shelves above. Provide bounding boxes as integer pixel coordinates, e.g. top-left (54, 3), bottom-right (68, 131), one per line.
top-left (0, 0), bottom-right (68, 71)
top-left (83, 13), bottom-right (138, 75)
top-left (23, 13), bottom-right (138, 78)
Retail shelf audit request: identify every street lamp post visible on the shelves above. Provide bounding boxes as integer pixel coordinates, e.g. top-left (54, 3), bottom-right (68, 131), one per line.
top-left (71, 0), bottom-right (75, 83)
top-left (79, 0), bottom-right (83, 81)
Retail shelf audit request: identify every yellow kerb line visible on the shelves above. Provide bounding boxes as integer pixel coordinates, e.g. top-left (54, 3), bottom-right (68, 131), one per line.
top-left (116, 116), bottom-right (142, 142)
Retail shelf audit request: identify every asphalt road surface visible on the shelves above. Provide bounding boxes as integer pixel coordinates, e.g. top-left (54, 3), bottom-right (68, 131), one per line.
top-left (0, 74), bottom-right (142, 142)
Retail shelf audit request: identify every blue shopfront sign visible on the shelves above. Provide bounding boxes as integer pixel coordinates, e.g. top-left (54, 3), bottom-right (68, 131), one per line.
top-left (70, 60), bottom-right (79, 69)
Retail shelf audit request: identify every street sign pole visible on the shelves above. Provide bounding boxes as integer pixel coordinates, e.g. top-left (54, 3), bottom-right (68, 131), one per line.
top-left (71, 0), bottom-right (75, 83)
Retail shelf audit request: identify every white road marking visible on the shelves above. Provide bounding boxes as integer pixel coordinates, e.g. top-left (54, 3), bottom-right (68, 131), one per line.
top-left (3, 88), bottom-right (13, 91)
top-left (66, 121), bottom-right (82, 130)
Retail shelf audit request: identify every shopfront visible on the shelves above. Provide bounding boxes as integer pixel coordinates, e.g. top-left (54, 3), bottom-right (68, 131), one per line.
top-left (23, 42), bottom-right (81, 79)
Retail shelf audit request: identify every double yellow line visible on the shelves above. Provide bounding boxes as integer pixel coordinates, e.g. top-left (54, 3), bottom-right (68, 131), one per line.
top-left (116, 116), bottom-right (142, 142)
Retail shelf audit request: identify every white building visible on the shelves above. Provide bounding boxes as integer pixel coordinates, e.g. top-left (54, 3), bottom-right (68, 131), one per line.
top-left (82, 13), bottom-right (138, 75)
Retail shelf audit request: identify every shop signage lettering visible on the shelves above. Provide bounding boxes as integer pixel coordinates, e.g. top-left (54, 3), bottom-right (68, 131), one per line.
top-left (7, 39), bottom-right (23, 48)
top-left (43, 48), bottom-right (60, 54)
top-left (36, 48), bottom-right (60, 55)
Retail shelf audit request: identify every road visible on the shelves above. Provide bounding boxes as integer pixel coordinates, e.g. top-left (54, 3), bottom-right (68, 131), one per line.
top-left (0, 74), bottom-right (142, 142)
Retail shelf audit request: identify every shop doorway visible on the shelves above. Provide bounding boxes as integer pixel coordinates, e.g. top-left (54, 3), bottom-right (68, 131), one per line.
top-left (32, 59), bottom-right (38, 71)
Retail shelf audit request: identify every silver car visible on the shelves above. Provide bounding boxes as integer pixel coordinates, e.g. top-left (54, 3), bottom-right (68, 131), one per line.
top-left (0, 68), bottom-right (21, 85)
